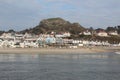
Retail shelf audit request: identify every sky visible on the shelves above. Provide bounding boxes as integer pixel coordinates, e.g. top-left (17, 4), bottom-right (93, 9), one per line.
top-left (0, 0), bottom-right (120, 31)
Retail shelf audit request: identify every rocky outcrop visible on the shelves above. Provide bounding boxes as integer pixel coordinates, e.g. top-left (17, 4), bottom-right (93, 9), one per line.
top-left (21, 17), bottom-right (85, 34)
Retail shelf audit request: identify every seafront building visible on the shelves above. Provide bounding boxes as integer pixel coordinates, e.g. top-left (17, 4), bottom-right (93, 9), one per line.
top-left (0, 32), bottom-right (120, 48)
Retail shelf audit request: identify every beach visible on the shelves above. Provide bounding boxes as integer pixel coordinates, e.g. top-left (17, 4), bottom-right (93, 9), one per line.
top-left (0, 46), bottom-right (119, 54)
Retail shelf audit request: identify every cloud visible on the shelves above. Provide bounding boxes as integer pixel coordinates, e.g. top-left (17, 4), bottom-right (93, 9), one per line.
top-left (0, 0), bottom-right (120, 30)
top-left (0, 0), bottom-right (42, 30)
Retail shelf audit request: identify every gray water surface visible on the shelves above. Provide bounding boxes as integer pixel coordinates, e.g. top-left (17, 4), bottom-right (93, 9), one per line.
top-left (0, 52), bottom-right (120, 80)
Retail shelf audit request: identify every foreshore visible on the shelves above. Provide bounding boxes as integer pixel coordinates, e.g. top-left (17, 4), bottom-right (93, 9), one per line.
top-left (0, 46), bottom-right (119, 54)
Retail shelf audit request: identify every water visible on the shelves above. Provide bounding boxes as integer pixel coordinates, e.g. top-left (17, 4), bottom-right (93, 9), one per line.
top-left (0, 52), bottom-right (120, 80)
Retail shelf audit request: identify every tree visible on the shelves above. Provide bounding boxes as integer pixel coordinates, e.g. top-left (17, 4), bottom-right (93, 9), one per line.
top-left (7, 29), bottom-right (15, 33)
top-left (117, 25), bottom-right (120, 29)
top-left (106, 27), bottom-right (116, 32)
top-left (117, 25), bottom-right (120, 34)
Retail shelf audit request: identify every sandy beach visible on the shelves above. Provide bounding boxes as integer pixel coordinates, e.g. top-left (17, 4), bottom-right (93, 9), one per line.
top-left (0, 46), bottom-right (119, 54)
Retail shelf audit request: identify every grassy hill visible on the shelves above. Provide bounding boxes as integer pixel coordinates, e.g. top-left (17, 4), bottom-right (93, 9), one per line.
top-left (21, 18), bottom-right (85, 35)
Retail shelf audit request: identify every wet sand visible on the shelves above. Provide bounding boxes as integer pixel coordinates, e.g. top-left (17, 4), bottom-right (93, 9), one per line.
top-left (0, 46), bottom-right (117, 54)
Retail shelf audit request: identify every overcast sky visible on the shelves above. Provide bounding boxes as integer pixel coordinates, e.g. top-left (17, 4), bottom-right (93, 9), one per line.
top-left (0, 0), bottom-right (120, 31)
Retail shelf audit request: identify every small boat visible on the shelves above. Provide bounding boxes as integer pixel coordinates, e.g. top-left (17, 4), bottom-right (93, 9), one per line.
top-left (115, 52), bottom-right (120, 54)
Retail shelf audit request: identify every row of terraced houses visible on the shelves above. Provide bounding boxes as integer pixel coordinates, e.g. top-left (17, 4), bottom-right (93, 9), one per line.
top-left (0, 30), bottom-right (120, 48)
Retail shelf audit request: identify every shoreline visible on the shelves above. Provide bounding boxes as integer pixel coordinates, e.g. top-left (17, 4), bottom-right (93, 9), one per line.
top-left (0, 46), bottom-right (119, 54)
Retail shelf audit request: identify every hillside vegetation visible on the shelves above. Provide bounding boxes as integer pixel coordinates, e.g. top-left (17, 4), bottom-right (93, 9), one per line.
top-left (21, 18), bottom-right (85, 34)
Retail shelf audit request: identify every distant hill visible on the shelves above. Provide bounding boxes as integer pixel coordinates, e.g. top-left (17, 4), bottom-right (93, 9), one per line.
top-left (21, 18), bottom-right (85, 34)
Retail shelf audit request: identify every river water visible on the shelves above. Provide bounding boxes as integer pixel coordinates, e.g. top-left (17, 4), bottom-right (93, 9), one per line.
top-left (0, 52), bottom-right (120, 80)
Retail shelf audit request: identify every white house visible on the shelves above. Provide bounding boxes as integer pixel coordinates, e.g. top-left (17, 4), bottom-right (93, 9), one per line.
top-left (55, 34), bottom-right (64, 38)
top-left (55, 32), bottom-right (71, 38)
top-left (63, 32), bottom-right (71, 37)
top-left (96, 31), bottom-right (108, 37)
top-left (23, 32), bottom-right (33, 38)
top-left (82, 30), bottom-right (91, 35)
top-left (0, 33), bottom-right (15, 39)
top-left (108, 31), bottom-right (118, 36)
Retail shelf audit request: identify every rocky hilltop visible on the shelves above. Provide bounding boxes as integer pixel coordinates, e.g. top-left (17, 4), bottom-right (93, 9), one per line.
top-left (21, 18), bottom-right (85, 34)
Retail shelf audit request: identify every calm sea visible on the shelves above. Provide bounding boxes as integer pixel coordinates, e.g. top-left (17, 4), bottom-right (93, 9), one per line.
top-left (0, 52), bottom-right (120, 80)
